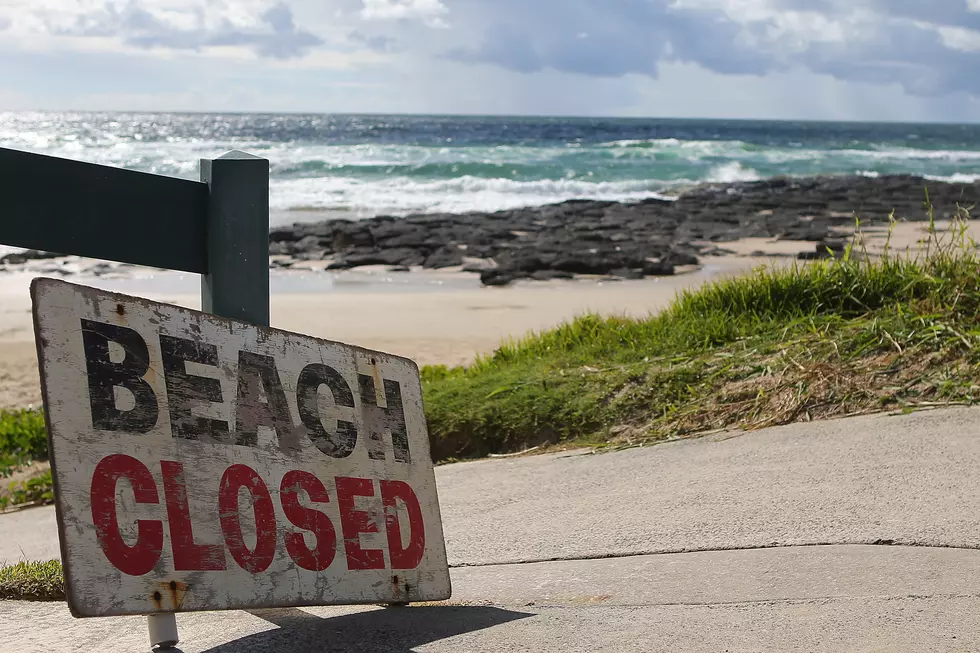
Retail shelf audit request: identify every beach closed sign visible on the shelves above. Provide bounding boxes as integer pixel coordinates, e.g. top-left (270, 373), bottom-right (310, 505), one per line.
top-left (31, 278), bottom-right (451, 618)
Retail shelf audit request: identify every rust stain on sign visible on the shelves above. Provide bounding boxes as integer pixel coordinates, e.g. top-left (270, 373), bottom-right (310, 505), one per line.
top-left (31, 279), bottom-right (451, 618)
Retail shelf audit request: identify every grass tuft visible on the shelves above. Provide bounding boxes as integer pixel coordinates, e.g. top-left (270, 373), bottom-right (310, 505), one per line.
top-left (0, 408), bottom-right (47, 478)
top-left (0, 560), bottom-right (64, 601)
top-left (422, 206), bottom-right (980, 461)
top-left (0, 407), bottom-right (52, 511)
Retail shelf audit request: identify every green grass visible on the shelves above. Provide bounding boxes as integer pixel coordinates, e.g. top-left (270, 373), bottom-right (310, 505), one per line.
top-left (423, 211), bottom-right (980, 461)
top-left (0, 407), bottom-right (51, 511)
top-left (0, 560), bottom-right (64, 601)
top-left (0, 408), bottom-right (46, 478)
top-left (0, 471), bottom-right (54, 511)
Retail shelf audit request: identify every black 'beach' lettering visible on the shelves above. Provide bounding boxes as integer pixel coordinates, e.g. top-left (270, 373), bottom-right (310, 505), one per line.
top-left (81, 319), bottom-right (159, 433)
top-left (296, 363), bottom-right (357, 458)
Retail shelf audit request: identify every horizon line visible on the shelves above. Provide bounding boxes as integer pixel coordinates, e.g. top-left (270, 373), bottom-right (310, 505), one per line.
top-left (2, 109), bottom-right (979, 127)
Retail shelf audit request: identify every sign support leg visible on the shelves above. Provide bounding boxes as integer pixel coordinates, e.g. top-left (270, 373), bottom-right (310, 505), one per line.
top-left (143, 150), bottom-right (270, 650)
top-left (148, 614), bottom-right (180, 649)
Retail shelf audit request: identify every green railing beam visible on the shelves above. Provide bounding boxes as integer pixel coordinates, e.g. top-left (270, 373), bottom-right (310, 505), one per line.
top-left (0, 147), bottom-right (208, 273)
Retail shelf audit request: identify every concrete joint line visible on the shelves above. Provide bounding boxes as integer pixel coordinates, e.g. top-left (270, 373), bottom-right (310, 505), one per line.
top-left (449, 541), bottom-right (980, 569)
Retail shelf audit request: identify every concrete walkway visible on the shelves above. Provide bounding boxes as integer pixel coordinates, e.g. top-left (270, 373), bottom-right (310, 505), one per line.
top-left (3, 407), bottom-right (980, 651)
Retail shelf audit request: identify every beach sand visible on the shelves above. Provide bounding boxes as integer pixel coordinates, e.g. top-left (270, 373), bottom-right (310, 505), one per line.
top-left (0, 219), bottom-right (971, 410)
top-left (0, 256), bottom-right (771, 410)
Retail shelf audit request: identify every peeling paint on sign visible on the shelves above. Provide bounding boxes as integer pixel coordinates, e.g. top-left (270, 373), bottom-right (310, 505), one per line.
top-left (31, 279), bottom-right (451, 618)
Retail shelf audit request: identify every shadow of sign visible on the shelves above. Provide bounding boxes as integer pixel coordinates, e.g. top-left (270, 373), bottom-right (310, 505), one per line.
top-left (200, 605), bottom-right (534, 652)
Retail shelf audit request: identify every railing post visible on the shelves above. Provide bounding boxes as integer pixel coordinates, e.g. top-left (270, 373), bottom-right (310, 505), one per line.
top-left (146, 150), bottom-right (270, 650)
top-left (200, 150), bottom-right (271, 326)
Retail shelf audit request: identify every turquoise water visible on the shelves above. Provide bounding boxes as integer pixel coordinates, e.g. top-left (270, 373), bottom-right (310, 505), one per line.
top-left (2, 113), bottom-right (979, 225)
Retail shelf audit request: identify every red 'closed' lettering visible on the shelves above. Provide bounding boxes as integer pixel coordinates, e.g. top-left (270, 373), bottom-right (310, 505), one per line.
top-left (162, 460), bottom-right (226, 571)
top-left (91, 454), bottom-right (164, 576)
top-left (89, 458), bottom-right (426, 576)
top-left (336, 476), bottom-right (384, 570)
top-left (280, 470), bottom-right (337, 571)
top-left (218, 464), bottom-right (277, 573)
top-left (380, 480), bottom-right (426, 570)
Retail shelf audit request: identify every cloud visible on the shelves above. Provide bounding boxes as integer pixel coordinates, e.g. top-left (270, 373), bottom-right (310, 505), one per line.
top-left (360, 0), bottom-right (449, 28)
top-left (446, 0), bottom-right (776, 78)
top-left (52, 0), bottom-right (323, 59)
top-left (3, 0), bottom-right (980, 119)
top-left (348, 30), bottom-right (401, 53)
top-left (444, 0), bottom-right (980, 98)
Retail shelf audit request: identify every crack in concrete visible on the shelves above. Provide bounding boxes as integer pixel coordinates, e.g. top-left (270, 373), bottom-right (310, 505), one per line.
top-left (449, 540), bottom-right (980, 569)
top-left (517, 592), bottom-right (980, 610)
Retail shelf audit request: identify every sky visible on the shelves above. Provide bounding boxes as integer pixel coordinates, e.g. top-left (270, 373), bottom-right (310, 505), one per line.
top-left (1, 0), bottom-right (980, 121)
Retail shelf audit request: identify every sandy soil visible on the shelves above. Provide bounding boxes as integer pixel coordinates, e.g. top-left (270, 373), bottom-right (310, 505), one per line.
top-left (0, 255), bottom-right (773, 409)
top-left (1, 218), bottom-right (973, 410)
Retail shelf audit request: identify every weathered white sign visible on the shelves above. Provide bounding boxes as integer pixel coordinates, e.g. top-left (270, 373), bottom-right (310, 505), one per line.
top-left (32, 278), bottom-right (451, 618)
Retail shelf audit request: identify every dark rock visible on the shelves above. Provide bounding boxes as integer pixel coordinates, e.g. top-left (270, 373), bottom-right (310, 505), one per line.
top-left (461, 259), bottom-right (496, 273)
top-left (496, 254), bottom-right (552, 273)
top-left (338, 253), bottom-right (388, 267)
top-left (331, 225), bottom-right (375, 251)
top-left (424, 247), bottom-right (465, 269)
top-left (481, 269), bottom-right (517, 286)
top-left (612, 268), bottom-right (646, 280)
top-left (296, 235), bottom-right (325, 253)
top-left (700, 246), bottom-right (736, 256)
top-left (334, 248), bottom-right (426, 268)
top-left (294, 251), bottom-right (324, 262)
top-left (269, 241), bottom-right (295, 256)
top-left (663, 249), bottom-right (699, 267)
top-left (642, 260), bottom-right (676, 276)
top-left (529, 270), bottom-right (575, 281)
top-left (387, 266), bottom-right (411, 272)
top-left (552, 255), bottom-right (618, 275)
top-left (798, 240), bottom-right (848, 260)
top-left (263, 174), bottom-right (980, 285)
top-left (269, 228), bottom-right (303, 242)
top-left (797, 251), bottom-right (825, 261)
top-left (0, 249), bottom-right (62, 265)
top-left (90, 263), bottom-right (114, 276)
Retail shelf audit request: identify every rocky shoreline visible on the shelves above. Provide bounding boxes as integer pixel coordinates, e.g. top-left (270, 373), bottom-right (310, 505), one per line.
top-left (268, 174), bottom-right (979, 285)
top-left (4, 174), bottom-right (978, 285)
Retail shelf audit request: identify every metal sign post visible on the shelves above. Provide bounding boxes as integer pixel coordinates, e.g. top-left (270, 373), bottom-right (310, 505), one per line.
top-left (149, 151), bottom-right (271, 648)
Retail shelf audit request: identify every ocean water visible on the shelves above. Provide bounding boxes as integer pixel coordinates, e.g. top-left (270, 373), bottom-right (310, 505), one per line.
top-left (3, 112), bottom-right (980, 229)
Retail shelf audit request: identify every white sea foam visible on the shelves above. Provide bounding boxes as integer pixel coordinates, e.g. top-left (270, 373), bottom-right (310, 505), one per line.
top-left (924, 172), bottom-right (980, 183)
top-left (269, 176), bottom-right (675, 225)
top-left (4, 112), bottom-right (979, 224)
top-left (706, 161), bottom-right (761, 183)
top-left (844, 147), bottom-right (980, 162)
top-left (598, 138), bottom-right (684, 147)
top-left (599, 138), bottom-right (753, 160)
